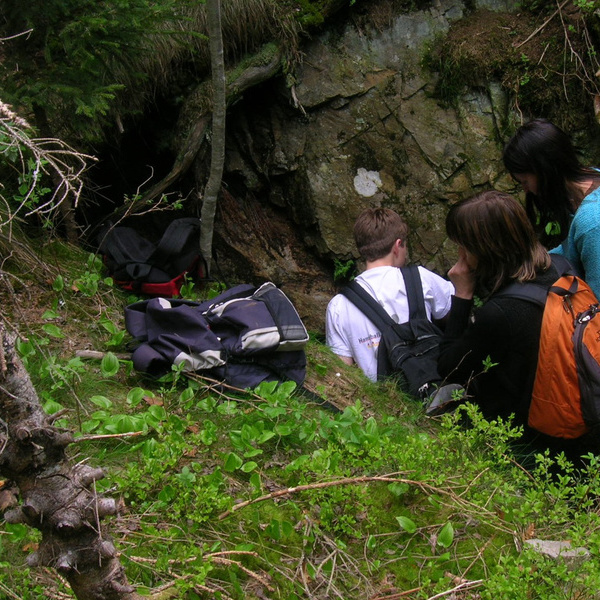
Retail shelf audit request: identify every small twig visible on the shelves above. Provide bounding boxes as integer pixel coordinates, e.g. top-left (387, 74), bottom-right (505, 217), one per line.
top-left (204, 550), bottom-right (258, 559)
top-left (75, 350), bottom-right (130, 360)
top-left (185, 371), bottom-right (261, 397)
top-left (461, 538), bottom-right (494, 579)
top-left (537, 41), bottom-right (550, 66)
top-left (425, 578), bottom-right (484, 600)
top-left (0, 330), bottom-right (6, 378)
top-left (73, 431), bottom-right (146, 442)
top-left (0, 29), bottom-right (33, 43)
top-left (0, 581), bottom-right (22, 600)
top-left (211, 556), bottom-right (274, 592)
top-left (128, 550), bottom-right (259, 566)
top-left (145, 579), bottom-right (179, 599)
top-left (0, 418), bottom-right (8, 456)
top-left (370, 587), bottom-right (422, 600)
top-left (458, 466), bottom-right (490, 497)
top-left (485, 442), bottom-right (536, 481)
top-left (196, 582), bottom-right (234, 600)
top-left (321, 550), bottom-right (337, 597)
top-left (184, 372), bottom-right (273, 412)
top-left (296, 517), bottom-right (315, 600)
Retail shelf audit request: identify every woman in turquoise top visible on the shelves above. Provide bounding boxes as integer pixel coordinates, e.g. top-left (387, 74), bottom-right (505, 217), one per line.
top-left (503, 118), bottom-right (600, 298)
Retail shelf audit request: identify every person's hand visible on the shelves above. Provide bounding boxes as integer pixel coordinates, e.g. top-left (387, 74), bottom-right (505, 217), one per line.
top-left (448, 247), bottom-right (476, 300)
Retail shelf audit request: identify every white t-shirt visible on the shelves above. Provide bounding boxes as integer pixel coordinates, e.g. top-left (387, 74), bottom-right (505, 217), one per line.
top-left (325, 266), bottom-right (454, 382)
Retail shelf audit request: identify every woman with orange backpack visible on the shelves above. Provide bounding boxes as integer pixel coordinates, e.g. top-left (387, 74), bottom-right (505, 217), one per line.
top-left (437, 191), bottom-right (556, 427)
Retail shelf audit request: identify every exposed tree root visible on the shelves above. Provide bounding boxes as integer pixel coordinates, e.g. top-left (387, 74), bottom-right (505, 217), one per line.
top-left (108, 47), bottom-right (283, 221)
top-left (0, 324), bottom-right (144, 600)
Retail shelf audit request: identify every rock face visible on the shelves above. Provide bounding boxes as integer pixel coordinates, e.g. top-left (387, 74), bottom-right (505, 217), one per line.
top-left (219, 0), bottom-right (519, 329)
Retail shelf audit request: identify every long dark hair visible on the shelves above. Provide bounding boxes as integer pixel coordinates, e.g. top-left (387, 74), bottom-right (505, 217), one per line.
top-left (502, 118), bottom-right (599, 239)
top-left (446, 191), bottom-right (550, 296)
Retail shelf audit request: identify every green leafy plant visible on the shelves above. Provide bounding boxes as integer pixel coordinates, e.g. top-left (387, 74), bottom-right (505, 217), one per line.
top-left (99, 317), bottom-right (126, 348)
top-left (79, 394), bottom-right (166, 435)
top-left (73, 253), bottom-right (112, 296)
top-left (333, 258), bottom-right (357, 282)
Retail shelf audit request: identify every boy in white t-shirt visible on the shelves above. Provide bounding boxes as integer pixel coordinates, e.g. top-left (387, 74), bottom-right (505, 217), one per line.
top-left (326, 207), bottom-right (455, 382)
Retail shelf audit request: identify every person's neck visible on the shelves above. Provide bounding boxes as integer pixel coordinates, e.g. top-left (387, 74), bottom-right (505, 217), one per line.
top-left (365, 257), bottom-right (403, 270)
top-left (569, 178), bottom-right (599, 209)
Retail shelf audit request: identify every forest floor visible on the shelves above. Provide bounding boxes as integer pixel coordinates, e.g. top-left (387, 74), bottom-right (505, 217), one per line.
top-left (1, 238), bottom-right (600, 600)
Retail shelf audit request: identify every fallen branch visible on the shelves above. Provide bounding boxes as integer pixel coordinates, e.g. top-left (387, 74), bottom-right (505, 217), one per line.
top-left (219, 475), bottom-right (441, 521)
top-left (370, 586), bottom-right (422, 600)
top-left (76, 350), bottom-right (131, 361)
top-left (218, 473), bottom-right (517, 539)
top-left (73, 431), bottom-right (146, 442)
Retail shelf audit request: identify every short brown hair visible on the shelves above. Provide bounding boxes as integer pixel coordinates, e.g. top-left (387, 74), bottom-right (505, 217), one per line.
top-left (445, 190), bottom-right (551, 295)
top-left (353, 207), bottom-right (409, 262)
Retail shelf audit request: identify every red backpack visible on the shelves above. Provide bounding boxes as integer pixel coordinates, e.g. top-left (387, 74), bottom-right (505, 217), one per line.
top-left (498, 256), bottom-right (600, 439)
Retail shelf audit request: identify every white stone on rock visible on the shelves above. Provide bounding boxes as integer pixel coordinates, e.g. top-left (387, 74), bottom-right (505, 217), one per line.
top-left (354, 168), bottom-right (382, 197)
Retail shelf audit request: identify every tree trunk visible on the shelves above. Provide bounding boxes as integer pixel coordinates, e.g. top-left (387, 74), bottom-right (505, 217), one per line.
top-left (0, 325), bottom-right (143, 600)
top-left (199, 0), bottom-right (227, 276)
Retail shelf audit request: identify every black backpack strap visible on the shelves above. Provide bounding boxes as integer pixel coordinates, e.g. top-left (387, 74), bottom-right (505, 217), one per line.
top-left (339, 282), bottom-right (397, 379)
top-left (495, 281), bottom-right (547, 307)
top-left (550, 254), bottom-right (575, 277)
top-left (400, 265), bottom-right (427, 321)
top-left (149, 218), bottom-right (200, 271)
top-left (494, 255), bottom-right (577, 308)
top-left (339, 281), bottom-right (397, 332)
top-left (340, 267), bottom-right (428, 328)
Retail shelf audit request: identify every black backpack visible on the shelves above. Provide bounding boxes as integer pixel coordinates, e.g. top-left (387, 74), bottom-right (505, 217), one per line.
top-left (97, 218), bottom-right (205, 296)
top-left (124, 282), bottom-right (309, 389)
top-left (340, 266), bottom-right (443, 397)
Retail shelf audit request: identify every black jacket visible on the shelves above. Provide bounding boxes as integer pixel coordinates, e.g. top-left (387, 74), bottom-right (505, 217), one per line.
top-left (437, 266), bottom-right (559, 427)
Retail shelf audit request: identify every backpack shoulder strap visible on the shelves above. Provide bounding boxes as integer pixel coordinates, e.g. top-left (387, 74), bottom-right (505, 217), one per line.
top-left (400, 265), bottom-right (427, 321)
top-left (150, 218), bottom-right (200, 269)
top-left (494, 281), bottom-right (548, 307)
top-left (494, 255), bottom-right (577, 308)
top-left (550, 253), bottom-right (575, 277)
top-left (339, 281), bottom-right (397, 332)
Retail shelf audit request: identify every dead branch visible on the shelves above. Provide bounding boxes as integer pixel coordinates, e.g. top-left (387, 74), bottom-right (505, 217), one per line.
top-left (73, 431), bottom-right (146, 442)
top-left (217, 475), bottom-right (426, 520)
top-left (425, 578), bottom-right (484, 600)
top-left (369, 587), bottom-right (422, 600)
top-left (0, 101), bottom-right (95, 230)
top-left (76, 350), bottom-right (131, 361)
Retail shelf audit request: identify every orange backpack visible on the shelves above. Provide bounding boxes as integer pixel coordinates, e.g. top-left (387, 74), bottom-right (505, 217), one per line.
top-left (498, 256), bottom-right (600, 439)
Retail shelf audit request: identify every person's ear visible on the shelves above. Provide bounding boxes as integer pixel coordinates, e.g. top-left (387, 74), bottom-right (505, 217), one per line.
top-left (397, 238), bottom-right (405, 248)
